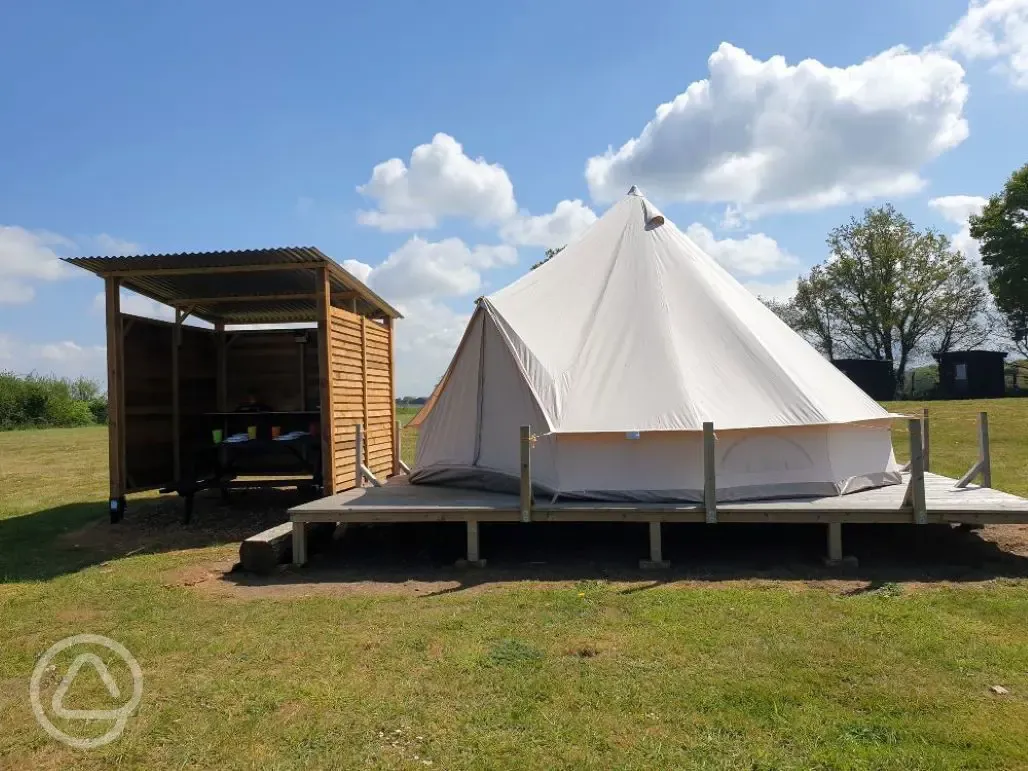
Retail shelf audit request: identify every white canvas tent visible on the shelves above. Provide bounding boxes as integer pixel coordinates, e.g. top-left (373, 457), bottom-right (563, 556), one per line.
top-left (410, 187), bottom-right (902, 502)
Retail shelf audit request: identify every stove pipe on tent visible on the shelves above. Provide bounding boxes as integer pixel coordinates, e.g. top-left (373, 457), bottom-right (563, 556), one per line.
top-left (409, 187), bottom-right (902, 502)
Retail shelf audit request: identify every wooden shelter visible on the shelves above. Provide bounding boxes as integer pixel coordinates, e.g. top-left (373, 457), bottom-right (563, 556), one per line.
top-left (65, 247), bottom-right (401, 521)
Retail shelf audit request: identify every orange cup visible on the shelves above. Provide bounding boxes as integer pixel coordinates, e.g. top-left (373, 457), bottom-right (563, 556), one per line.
top-left (271, 426), bottom-right (281, 439)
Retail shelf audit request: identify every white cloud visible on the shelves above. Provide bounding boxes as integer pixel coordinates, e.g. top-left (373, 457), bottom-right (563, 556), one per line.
top-left (367, 236), bottom-right (516, 301)
top-left (341, 258), bottom-right (373, 285)
top-left (500, 199), bottom-right (598, 248)
top-left (0, 226), bottom-right (71, 303)
top-left (742, 277), bottom-right (799, 303)
top-left (929, 194), bottom-right (988, 260)
top-left (92, 288), bottom-right (176, 322)
top-left (0, 333), bottom-right (106, 383)
top-left (88, 233), bottom-right (141, 256)
top-left (391, 298), bottom-right (472, 396)
top-left (685, 223), bottom-right (798, 277)
top-left (585, 43), bottom-right (969, 215)
top-left (357, 133), bottom-right (517, 231)
top-left (941, 0), bottom-right (1028, 87)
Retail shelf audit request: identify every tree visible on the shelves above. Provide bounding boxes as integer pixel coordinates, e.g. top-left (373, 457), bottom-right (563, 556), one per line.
top-left (969, 162), bottom-right (1028, 357)
top-left (531, 245), bottom-right (565, 270)
top-left (788, 204), bottom-right (989, 389)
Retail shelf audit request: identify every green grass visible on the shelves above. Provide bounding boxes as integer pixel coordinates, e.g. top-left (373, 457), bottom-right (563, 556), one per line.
top-left (2, 400), bottom-right (1028, 769)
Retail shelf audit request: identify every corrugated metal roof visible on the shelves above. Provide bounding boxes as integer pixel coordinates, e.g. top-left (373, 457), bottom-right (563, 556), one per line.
top-left (64, 246), bottom-right (401, 323)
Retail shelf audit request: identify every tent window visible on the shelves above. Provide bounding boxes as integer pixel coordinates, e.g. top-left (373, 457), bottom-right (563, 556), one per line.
top-left (955, 363), bottom-right (968, 381)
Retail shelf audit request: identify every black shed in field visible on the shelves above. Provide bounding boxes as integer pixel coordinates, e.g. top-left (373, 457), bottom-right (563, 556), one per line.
top-left (933, 350), bottom-right (1008, 399)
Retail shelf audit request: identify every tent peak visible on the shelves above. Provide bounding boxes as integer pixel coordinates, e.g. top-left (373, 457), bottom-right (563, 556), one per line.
top-left (626, 185), bottom-right (643, 197)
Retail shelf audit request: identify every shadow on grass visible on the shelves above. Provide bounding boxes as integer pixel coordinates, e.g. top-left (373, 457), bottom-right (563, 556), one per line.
top-left (0, 488), bottom-right (310, 583)
top-left (219, 519), bottom-right (1028, 596)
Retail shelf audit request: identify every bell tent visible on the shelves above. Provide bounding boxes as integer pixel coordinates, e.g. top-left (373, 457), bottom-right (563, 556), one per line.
top-left (410, 187), bottom-right (901, 502)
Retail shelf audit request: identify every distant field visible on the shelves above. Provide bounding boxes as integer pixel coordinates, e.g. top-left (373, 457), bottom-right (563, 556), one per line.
top-left (2, 399), bottom-right (1028, 769)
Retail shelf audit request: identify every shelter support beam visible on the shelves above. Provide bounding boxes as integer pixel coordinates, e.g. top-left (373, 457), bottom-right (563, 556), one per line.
top-left (955, 412), bottom-right (992, 489)
top-left (387, 317), bottom-right (399, 476)
top-left (902, 418), bottom-right (928, 524)
top-left (640, 521), bottom-right (670, 569)
top-left (316, 266), bottom-right (335, 494)
top-left (520, 425), bottom-right (532, 523)
top-left (104, 277), bottom-right (126, 521)
top-left (703, 421), bottom-right (717, 524)
top-left (215, 321), bottom-right (227, 412)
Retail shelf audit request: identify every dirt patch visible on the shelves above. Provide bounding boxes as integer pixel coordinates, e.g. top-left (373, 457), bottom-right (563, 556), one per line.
top-left (163, 520), bottom-right (1028, 601)
top-left (56, 488), bottom-right (312, 564)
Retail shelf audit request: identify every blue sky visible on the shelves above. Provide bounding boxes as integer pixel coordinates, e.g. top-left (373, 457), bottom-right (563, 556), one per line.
top-left (2, 0), bottom-right (1027, 395)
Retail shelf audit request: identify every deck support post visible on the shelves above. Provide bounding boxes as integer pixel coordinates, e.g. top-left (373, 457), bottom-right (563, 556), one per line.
top-left (955, 411), bottom-right (992, 489)
top-left (902, 418), bottom-right (928, 524)
top-left (520, 425), bottom-right (532, 523)
top-left (703, 421), bottom-right (717, 524)
top-left (640, 521), bottom-right (670, 569)
top-left (464, 519), bottom-right (486, 567)
top-left (826, 522), bottom-right (843, 564)
top-left (292, 520), bottom-right (308, 566)
top-left (355, 423), bottom-right (363, 489)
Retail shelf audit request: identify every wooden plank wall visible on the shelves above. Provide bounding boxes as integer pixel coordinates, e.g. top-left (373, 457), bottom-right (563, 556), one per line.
top-left (225, 330), bottom-right (318, 411)
top-left (328, 306), bottom-right (394, 489)
top-left (123, 317), bottom-right (175, 490)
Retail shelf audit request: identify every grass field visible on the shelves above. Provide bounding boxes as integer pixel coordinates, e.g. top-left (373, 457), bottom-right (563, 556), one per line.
top-left (2, 399), bottom-right (1028, 769)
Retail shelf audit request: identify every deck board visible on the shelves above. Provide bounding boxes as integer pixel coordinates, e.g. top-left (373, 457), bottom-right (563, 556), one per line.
top-left (290, 473), bottom-right (1028, 525)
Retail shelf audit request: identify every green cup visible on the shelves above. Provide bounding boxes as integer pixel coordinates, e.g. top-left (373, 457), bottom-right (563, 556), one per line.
top-left (212, 428), bottom-right (223, 444)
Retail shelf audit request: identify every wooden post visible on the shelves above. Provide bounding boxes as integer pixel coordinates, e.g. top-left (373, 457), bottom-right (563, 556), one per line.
top-left (387, 317), bottom-right (398, 476)
top-left (104, 277), bottom-right (125, 520)
top-left (703, 421), bottom-right (717, 524)
top-left (465, 519), bottom-right (484, 566)
top-left (355, 423), bottom-right (364, 489)
top-left (905, 418), bottom-right (927, 524)
top-left (172, 308), bottom-right (183, 483)
top-left (360, 317), bottom-right (370, 469)
top-left (316, 267), bottom-right (335, 494)
top-left (393, 418), bottom-right (402, 476)
top-left (638, 520), bottom-right (671, 570)
top-left (291, 520), bottom-right (307, 566)
top-left (978, 411), bottom-right (991, 488)
top-left (215, 321), bottom-right (227, 412)
top-left (827, 522), bottom-right (843, 564)
top-left (519, 425), bottom-right (532, 523)
top-left (921, 407), bottom-right (930, 472)
top-left (297, 338), bottom-right (306, 412)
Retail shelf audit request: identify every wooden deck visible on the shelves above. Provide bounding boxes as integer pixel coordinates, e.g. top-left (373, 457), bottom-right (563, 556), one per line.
top-left (288, 473), bottom-right (1028, 567)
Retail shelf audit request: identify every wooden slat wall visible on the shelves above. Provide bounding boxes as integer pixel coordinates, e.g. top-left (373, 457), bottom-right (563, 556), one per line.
top-left (225, 330), bottom-right (318, 411)
top-left (328, 306), bottom-right (394, 489)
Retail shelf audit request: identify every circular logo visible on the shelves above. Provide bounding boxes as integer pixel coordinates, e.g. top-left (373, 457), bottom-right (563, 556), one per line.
top-left (29, 634), bottom-right (143, 749)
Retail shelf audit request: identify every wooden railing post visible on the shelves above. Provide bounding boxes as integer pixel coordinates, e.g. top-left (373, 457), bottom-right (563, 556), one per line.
top-left (519, 425), bottom-right (532, 523)
top-left (703, 422), bottom-right (717, 524)
top-left (903, 418), bottom-right (927, 524)
top-left (393, 418), bottom-right (402, 476)
top-left (355, 423), bottom-right (363, 489)
top-left (978, 411), bottom-right (991, 488)
top-left (922, 407), bottom-right (930, 472)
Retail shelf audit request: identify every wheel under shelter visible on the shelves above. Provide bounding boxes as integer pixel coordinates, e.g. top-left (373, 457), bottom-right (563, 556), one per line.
top-left (65, 247), bottom-right (402, 522)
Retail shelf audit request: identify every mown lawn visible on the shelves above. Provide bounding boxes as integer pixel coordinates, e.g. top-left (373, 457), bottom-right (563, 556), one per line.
top-left (1, 400), bottom-right (1028, 770)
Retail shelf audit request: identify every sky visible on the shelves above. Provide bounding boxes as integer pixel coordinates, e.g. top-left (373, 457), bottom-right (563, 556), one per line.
top-left (2, 0), bottom-right (1027, 396)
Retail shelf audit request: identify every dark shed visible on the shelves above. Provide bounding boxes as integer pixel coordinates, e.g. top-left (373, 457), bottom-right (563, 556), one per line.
top-left (933, 350), bottom-right (1008, 399)
top-left (831, 359), bottom-right (895, 401)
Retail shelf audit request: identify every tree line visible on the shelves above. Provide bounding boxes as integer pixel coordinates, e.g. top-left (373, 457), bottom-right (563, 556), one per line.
top-left (0, 373), bottom-right (107, 430)
top-left (764, 163), bottom-right (1028, 390)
